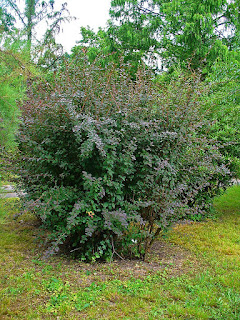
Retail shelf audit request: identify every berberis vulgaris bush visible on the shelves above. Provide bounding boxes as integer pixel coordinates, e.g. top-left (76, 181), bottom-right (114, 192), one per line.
top-left (18, 53), bottom-right (231, 260)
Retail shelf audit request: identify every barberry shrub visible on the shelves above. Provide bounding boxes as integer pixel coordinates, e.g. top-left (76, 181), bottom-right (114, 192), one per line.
top-left (17, 53), bottom-right (231, 260)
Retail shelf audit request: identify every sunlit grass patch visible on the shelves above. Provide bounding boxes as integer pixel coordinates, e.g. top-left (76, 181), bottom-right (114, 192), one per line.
top-left (214, 184), bottom-right (240, 215)
top-left (167, 185), bottom-right (240, 319)
top-left (169, 185), bottom-right (240, 262)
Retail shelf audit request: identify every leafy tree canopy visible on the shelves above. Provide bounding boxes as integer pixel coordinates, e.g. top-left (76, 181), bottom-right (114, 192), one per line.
top-left (110, 0), bottom-right (240, 72)
top-left (72, 21), bottom-right (158, 79)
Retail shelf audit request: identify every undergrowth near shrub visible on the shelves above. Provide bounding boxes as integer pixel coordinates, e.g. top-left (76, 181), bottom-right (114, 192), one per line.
top-left (16, 53), bottom-right (232, 260)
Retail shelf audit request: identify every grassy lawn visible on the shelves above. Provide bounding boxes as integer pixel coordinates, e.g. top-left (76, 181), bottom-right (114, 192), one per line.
top-left (0, 186), bottom-right (239, 319)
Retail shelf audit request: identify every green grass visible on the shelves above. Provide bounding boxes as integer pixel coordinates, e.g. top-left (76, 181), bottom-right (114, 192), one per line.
top-left (0, 186), bottom-right (239, 319)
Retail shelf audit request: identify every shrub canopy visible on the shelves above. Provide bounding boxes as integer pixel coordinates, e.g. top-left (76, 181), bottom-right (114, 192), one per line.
top-left (17, 54), bottom-right (232, 260)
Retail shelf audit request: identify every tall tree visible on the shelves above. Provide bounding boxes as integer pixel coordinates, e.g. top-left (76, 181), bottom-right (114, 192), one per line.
top-left (110, 0), bottom-right (240, 71)
top-left (204, 51), bottom-right (240, 176)
top-left (73, 22), bottom-right (157, 79)
top-left (2, 0), bottom-right (70, 51)
top-left (0, 2), bottom-right (15, 34)
top-left (25, 0), bottom-right (36, 48)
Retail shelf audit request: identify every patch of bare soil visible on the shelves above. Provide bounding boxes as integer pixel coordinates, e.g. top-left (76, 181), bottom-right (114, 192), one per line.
top-left (7, 204), bottom-right (200, 285)
top-left (40, 238), bottom-right (200, 287)
top-left (115, 239), bottom-right (197, 277)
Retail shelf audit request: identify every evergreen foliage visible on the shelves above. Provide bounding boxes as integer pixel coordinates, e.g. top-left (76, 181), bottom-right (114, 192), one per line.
top-left (0, 44), bottom-right (30, 149)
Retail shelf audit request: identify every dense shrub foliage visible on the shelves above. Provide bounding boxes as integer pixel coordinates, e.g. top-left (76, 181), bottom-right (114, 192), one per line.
top-left (17, 54), bottom-right (231, 260)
